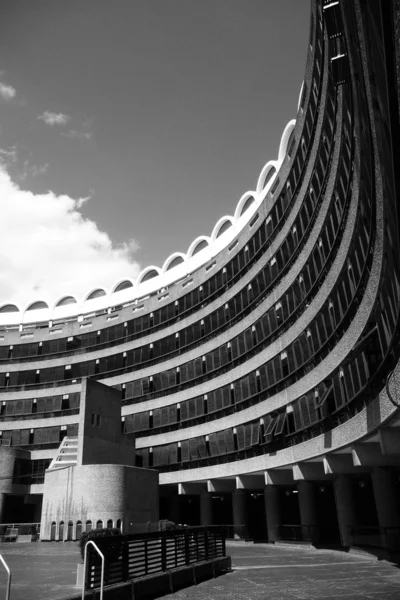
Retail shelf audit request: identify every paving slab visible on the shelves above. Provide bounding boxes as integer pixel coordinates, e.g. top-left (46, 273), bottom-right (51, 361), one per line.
top-left (0, 541), bottom-right (400, 600)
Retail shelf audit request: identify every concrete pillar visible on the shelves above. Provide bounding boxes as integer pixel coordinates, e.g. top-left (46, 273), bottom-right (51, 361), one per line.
top-left (264, 485), bottom-right (281, 543)
top-left (371, 468), bottom-right (400, 551)
top-left (0, 493), bottom-right (6, 523)
top-left (200, 491), bottom-right (213, 527)
top-left (232, 489), bottom-right (247, 539)
top-left (333, 475), bottom-right (357, 548)
top-left (297, 481), bottom-right (319, 544)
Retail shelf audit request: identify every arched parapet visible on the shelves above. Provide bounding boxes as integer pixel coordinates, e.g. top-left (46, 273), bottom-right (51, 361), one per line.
top-left (52, 295), bottom-right (80, 321)
top-left (161, 252), bottom-right (187, 274)
top-left (210, 216), bottom-right (235, 242)
top-left (161, 252), bottom-right (188, 287)
top-left (109, 279), bottom-right (136, 305)
top-left (187, 236), bottom-right (211, 259)
top-left (256, 160), bottom-right (278, 196)
top-left (22, 300), bottom-right (51, 324)
top-left (0, 303), bottom-right (21, 326)
top-left (186, 235), bottom-right (213, 273)
top-left (82, 287), bottom-right (109, 312)
top-left (234, 192), bottom-right (259, 222)
top-left (297, 81), bottom-right (305, 113)
top-left (135, 266), bottom-right (161, 286)
top-left (111, 279), bottom-right (134, 294)
top-left (135, 266), bottom-right (162, 297)
top-left (278, 119), bottom-right (296, 162)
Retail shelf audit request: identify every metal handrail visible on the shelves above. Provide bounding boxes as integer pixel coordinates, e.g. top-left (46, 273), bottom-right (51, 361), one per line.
top-left (82, 541), bottom-right (104, 600)
top-left (0, 554), bottom-right (11, 600)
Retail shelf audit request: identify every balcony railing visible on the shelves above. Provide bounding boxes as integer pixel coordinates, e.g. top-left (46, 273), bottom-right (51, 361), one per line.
top-left (85, 526), bottom-right (227, 591)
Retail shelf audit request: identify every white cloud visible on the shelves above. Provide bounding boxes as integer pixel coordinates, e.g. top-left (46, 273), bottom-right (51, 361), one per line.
top-left (0, 82), bottom-right (16, 101)
top-left (0, 164), bottom-right (141, 307)
top-left (19, 160), bottom-right (49, 181)
top-left (30, 163), bottom-right (49, 177)
top-left (63, 129), bottom-right (92, 140)
top-left (0, 146), bottom-right (17, 164)
top-left (38, 111), bottom-right (71, 126)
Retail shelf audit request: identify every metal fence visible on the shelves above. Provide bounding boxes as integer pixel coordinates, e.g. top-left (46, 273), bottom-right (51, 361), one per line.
top-left (85, 526), bottom-right (227, 590)
top-left (0, 523), bottom-right (40, 538)
top-left (348, 526), bottom-right (400, 550)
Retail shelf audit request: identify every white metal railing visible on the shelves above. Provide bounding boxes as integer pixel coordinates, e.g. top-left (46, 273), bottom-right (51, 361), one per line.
top-left (82, 540), bottom-right (104, 600)
top-left (0, 554), bottom-right (11, 600)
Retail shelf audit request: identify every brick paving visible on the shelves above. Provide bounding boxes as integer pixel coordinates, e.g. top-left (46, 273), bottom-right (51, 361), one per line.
top-left (0, 541), bottom-right (399, 599)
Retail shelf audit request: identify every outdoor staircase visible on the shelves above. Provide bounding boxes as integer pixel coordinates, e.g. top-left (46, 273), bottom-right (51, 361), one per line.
top-left (48, 436), bottom-right (78, 470)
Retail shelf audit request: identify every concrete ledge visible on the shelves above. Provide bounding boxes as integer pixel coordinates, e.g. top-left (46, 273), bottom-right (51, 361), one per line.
top-left (64, 556), bottom-right (232, 600)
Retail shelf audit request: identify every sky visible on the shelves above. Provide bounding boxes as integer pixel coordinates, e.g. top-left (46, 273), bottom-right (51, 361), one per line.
top-left (0, 0), bottom-right (310, 308)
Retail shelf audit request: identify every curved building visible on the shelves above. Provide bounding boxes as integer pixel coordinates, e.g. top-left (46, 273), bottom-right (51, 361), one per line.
top-left (0, 0), bottom-right (400, 548)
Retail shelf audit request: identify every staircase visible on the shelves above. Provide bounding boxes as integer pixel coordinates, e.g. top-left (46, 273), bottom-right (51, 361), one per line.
top-left (48, 436), bottom-right (78, 470)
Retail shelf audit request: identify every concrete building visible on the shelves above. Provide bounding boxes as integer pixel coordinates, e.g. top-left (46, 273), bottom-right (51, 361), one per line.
top-left (0, 0), bottom-right (399, 550)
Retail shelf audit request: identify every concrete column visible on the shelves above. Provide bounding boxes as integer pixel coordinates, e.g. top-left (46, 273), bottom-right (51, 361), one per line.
top-left (200, 491), bottom-right (213, 527)
top-left (371, 468), bottom-right (400, 551)
top-left (0, 493), bottom-right (6, 523)
top-left (333, 475), bottom-right (357, 548)
top-left (232, 489), bottom-right (247, 539)
top-left (297, 481), bottom-right (319, 544)
top-left (264, 485), bottom-right (281, 543)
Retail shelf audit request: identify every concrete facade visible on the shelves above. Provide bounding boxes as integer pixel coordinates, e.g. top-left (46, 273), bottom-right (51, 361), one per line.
top-left (40, 379), bottom-right (158, 540)
top-left (0, 0), bottom-right (399, 553)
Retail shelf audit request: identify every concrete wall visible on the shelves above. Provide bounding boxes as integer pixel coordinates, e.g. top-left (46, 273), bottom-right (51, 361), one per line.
top-left (40, 463), bottom-right (158, 540)
top-left (78, 378), bottom-right (135, 467)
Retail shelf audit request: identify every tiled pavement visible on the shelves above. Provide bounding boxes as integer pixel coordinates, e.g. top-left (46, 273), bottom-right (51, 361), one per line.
top-left (164, 542), bottom-right (400, 600)
top-left (0, 541), bottom-right (400, 599)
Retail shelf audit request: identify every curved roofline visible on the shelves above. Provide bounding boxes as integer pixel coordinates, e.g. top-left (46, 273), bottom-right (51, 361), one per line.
top-left (136, 266), bottom-right (162, 285)
top-left (210, 216), bottom-right (234, 242)
top-left (111, 279), bottom-right (135, 294)
top-left (187, 236), bottom-right (211, 259)
top-left (162, 252), bottom-right (187, 273)
top-left (84, 288), bottom-right (108, 303)
top-left (0, 106), bottom-right (301, 326)
top-left (54, 295), bottom-right (78, 307)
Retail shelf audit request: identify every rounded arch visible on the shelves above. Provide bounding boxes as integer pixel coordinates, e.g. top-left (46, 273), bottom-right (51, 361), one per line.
top-left (162, 252), bottom-right (186, 273)
top-left (76, 520), bottom-right (83, 539)
top-left (187, 236), bottom-right (211, 258)
top-left (112, 279), bottom-right (134, 294)
top-left (55, 296), bottom-right (77, 307)
top-left (26, 301), bottom-right (48, 311)
top-left (137, 266), bottom-right (161, 285)
top-left (58, 521), bottom-right (64, 541)
top-left (297, 80), bottom-right (305, 112)
top-left (85, 288), bottom-right (106, 301)
top-left (67, 520), bottom-right (74, 541)
top-left (50, 521), bottom-right (57, 541)
top-left (278, 119), bottom-right (296, 162)
top-left (86, 520), bottom-right (92, 532)
top-left (256, 161), bottom-right (278, 194)
top-left (211, 217), bottom-right (234, 242)
top-left (106, 519), bottom-right (113, 529)
top-left (234, 193), bottom-right (257, 220)
top-left (0, 304), bottom-right (19, 314)
top-left (96, 519), bottom-right (103, 530)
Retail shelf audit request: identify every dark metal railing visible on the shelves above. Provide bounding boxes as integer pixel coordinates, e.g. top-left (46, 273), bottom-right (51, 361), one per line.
top-left (85, 526), bottom-right (227, 591)
top-left (348, 526), bottom-right (400, 550)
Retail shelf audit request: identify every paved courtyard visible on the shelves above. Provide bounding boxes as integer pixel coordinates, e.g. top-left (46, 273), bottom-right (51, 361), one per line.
top-left (0, 541), bottom-right (399, 599)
